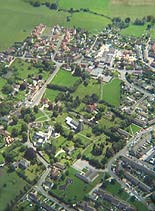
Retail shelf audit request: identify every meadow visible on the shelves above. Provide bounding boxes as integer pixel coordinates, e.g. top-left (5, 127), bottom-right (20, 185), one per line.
top-left (0, 167), bottom-right (27, 210)
top-left (51, 69), bottom-right (79, 87)
top-left (51, 167), bottom-right (102, 203)
top-left (102, 78), bottom-right (121, 107)
top-left (1, 0), bottom-right (155, 50)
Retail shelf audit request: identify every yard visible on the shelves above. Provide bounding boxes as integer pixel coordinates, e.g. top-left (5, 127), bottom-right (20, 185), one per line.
top-left (102, 78), bottom-right (121, 107)
top-left (51, 167), bottom-right (102, 203)
top-left (0, 167), bottom-right (28, 210)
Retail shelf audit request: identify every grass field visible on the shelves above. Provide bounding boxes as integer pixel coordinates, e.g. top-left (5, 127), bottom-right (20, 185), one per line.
top-left (121, 24), bottom-right (147, 37)
top-left (52, 167), bottom-right (102, 203)
top-left (59, 0), bottom-right (155, 18)
top-left (0, 0), bottom-right (68, 50)
top-left (1, 0), bottom-right (155, 50)
top-left (66, 12), bottom-right (111, 32)
top-left (72, 79), bottom-right (100, 98)
top-left (51, 69), bottom-right (79, 87)
top-left (126, 123), bottom-right (141, 135)
top-left (0, 167), bottom-right (27, 210)
top-left (102, 78), bottom-right (121, 107)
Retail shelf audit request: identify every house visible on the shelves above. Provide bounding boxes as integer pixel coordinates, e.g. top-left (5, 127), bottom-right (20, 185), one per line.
top-left (19, 159), bottom-right (30, 169)
top-left (86, 104), bottom-right (97, 113)
top-left (76, 168), bottom-right (98, 183)
top-left (50, 166), bottom-right (61, 180)
top-left (65, 117), bottom-right (84, 132)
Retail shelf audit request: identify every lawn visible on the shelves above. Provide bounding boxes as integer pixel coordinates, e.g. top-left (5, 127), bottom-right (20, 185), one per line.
top-left (51, 167), bottom-right (102, 203)
top-left (126, 123), bottom-right (141, 135)
top-left (102, 78), bottom-right (121, 107)
top-left (72, 79), bottom-right (100, 99)
top-left (45, 88), bottom-right (60, 102)
top-left (51, 69), bottom-right (79, 87)
top-left (121, 24), bottom-right (147, 37)
top-left (0, 167), bottom-right (28, 210)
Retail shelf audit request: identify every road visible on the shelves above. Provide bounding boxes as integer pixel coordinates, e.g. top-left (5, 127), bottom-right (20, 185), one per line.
top-left (117, 69), bottom-right (153, 97)
top-left (106, 125), bottom-right (155, 206)
top-left (29, 62), bottom-right (62, 107)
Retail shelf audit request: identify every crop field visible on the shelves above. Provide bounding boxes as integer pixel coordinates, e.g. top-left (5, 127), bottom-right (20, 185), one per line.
top-left (59, 0), bottom-right (155, 18)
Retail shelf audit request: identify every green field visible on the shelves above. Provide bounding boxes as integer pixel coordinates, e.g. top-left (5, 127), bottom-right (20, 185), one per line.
top-left (51, 167), bottom-right (102, 203)
top-left (126, 123), bottom-right (141, 135)
top-left (0, 167), bottom-right (27, 210)
top-left (1, 0), bottom-right (155, 50)
top-left (102, 78), bottom-right (121, 107)
top-left (59, 0), bottom-right (155, 18)
top-left (73, 79), bottom-right (100, 98)
top-left (51, 69), bottom-right (79, 87)
top-left (45, 89), bottom-right (60, 102)
top-left (0, 0), bottom-right (68, 50)
top-left (121, 24), bottom-right (147, 37)
top-left (67, 12), bottom-right (111, 32)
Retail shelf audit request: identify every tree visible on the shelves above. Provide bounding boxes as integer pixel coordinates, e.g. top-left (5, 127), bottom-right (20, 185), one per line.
top-left (21, 122), bottom-right (28, 132)
top-left (125, 17), bottom-right (131, 24)
top-left (12, 115), bottom-right (18, 125)
top-left (2, 84), bottom-right (13, 95)
top-left (24, 148), bottom-right (36, 161)
top-left (50, 3), bottom-right (58, 10)
top-left (33, 105), bottom-right (39, 113)
top-left (22, 132), bottom-right (28, 142)
top-left (54, 123), bottom-right (63, 133)
top-left (11, 128), bottom-right (18, 137)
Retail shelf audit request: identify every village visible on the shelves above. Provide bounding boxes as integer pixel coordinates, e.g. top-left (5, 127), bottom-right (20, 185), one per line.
top-left (0, 23), bottom-right (155, 211)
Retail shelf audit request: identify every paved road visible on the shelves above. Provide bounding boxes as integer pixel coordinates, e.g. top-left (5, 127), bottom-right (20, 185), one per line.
top-left (106, 125), bottom-right (155, 205)
top-left (119, 70), bottom-right (153, 97)
top-left (29, 63), bottom-right (62, 107)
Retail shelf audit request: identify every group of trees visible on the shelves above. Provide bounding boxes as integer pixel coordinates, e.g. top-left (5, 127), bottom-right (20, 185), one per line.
top-left (26, 0), bottom-right (58, 10)
top-left (47, 78), bottom-right (81, 93)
